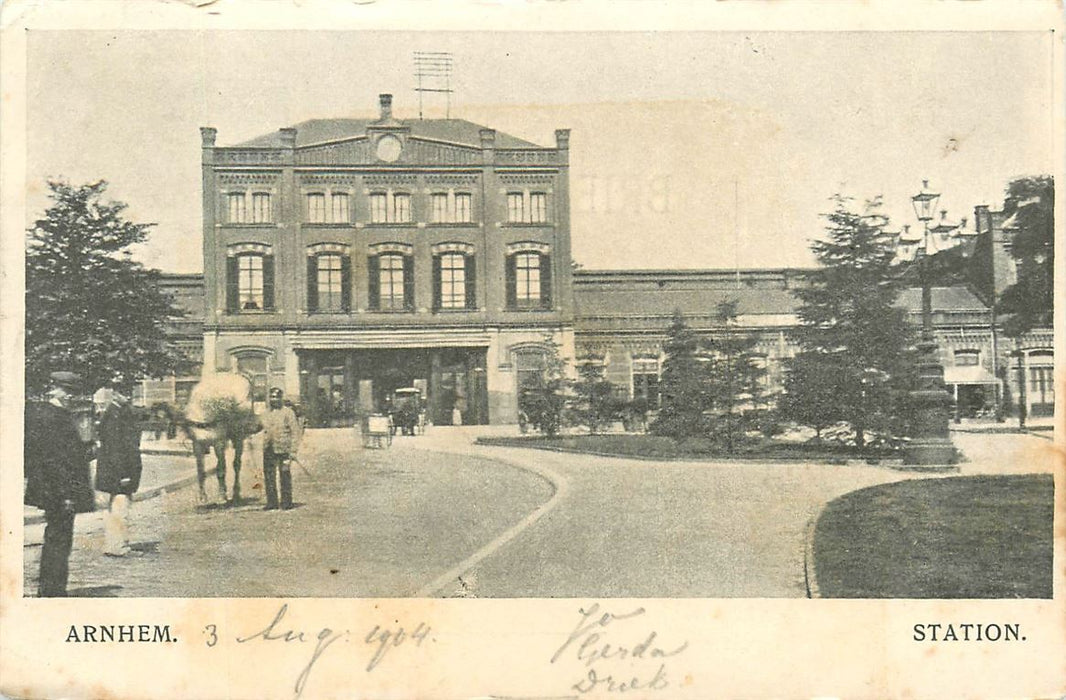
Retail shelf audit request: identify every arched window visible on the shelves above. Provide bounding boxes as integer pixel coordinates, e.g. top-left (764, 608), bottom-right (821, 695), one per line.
top-left (225, 244), bottom-right (275, 313)
top-left (307, 250), bottom-right (351, 313)
top-left (505, 248), bottom-right (552, 310)
top-left (431, 244), bottom-right (476, 311)
top-left (367, 250), bottom-right (413, 311)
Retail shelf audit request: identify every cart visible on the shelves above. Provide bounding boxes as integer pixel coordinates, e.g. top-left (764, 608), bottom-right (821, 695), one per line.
top-left (390, 387), bottom-right (427, 436)
top-left (362, 413), bottom-right (393, 449)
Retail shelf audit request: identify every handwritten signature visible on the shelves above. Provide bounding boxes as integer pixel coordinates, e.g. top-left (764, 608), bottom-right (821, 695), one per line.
top-left (552, 603), bottom-right (688, 694)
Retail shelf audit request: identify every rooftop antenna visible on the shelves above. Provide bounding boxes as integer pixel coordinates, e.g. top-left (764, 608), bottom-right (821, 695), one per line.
top-left (734, 179), bottom-right (741, 290)
top-left (413, 51), bottom-right (454, 120)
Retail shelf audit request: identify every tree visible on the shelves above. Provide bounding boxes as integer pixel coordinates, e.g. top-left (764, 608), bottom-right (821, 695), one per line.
top-left (569, 358), bottom-right (619, 434)
top-left (779, 351), bottom-right (847, 439)
top-left (995, 175), bottom-right (1054, 336)
top-left (517, 333), bottom-right (569, 436)
top-left (26, 180), bottom-right (189, 397)
top-left (703, 301), bottom-right (767, 453)
top-left (788, 195), bottom-right (917, 448)
top-left (651, 311), bottom-right (711, 439)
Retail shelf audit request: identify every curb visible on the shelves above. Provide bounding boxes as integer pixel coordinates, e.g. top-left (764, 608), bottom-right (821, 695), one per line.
top-left (803, 514), bottom-right (821, 599)
top-left (24, 465), bottom-right (215, 527)
top-left (474, 439), bottom-right (904, 468)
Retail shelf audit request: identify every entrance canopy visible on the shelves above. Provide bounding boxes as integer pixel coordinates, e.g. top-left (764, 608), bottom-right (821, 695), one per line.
top-left (943, 366), bottom-right (999, 386)
top-left (290, 329), bottom-right (491, 350)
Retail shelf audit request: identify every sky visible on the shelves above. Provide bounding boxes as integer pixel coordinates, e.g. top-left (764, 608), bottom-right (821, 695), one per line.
top-left (26, 30), bottom-right (1055, 273)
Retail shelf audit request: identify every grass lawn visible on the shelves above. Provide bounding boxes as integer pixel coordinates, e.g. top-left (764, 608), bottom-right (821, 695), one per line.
top-left (477, 434), bottom-right (897, 462)
top-left (812, 474), bottom-right (1053, 598)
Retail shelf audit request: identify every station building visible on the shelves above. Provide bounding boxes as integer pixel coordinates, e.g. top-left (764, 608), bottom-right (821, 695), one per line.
top-left (198, 94), bottom-right (574, 426)
top-left (144, 95), bottom-right (1050, 427)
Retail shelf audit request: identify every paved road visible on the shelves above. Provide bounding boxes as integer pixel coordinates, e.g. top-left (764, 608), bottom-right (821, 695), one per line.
top-left (23, 427), bottom-right (1053, 598)
top-left (409, 432), bottom-right (919, 597)
top-left (23, 429), bottom-right (552, 597)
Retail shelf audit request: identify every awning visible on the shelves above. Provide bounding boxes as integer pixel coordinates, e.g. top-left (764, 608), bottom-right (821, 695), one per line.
top-left (943, 366), bottom-right (999, 386)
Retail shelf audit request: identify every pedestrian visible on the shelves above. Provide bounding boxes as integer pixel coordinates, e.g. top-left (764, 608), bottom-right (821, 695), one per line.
top-left (24, 371), bottom-right (96, 597)
top-left (94, 387), bottom-right (143, 557)
top-left (260, 387), bottom-right (301, 510)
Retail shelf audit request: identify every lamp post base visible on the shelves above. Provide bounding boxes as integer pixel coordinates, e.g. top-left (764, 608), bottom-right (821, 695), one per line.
top-left (901, 439), bottom-right (959, 472)
top-left (903, 338), bottom-right (957, 469)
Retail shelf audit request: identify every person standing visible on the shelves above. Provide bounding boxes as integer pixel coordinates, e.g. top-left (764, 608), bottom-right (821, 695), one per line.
top-left (24, 371), bottom-right (95, 597)
top-left (94, 388), bottom-right (143, 557)
top-left (260, 387), bottom-right (300, 510)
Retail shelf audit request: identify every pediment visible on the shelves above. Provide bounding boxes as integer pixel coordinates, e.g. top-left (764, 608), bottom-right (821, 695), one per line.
top-left (295, 137), bottom-right (480, 167)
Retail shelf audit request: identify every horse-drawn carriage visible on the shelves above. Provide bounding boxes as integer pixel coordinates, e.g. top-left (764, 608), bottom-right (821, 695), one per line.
top-left (389, 387), bottom-right (426, 436)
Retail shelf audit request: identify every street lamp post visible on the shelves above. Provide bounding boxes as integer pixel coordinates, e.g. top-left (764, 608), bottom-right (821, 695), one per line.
top-left (903, 180), bottom-right (957, 466)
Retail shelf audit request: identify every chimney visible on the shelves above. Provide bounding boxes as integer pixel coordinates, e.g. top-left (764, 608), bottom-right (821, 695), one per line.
top-left (279, 127), bottom-right (297, 148)
top-left (379, 93), bottom-right (393, 121)
top-left (555, 128), bottom-right (571, 151)
top-left (199, 127), bottom-right (217, 148)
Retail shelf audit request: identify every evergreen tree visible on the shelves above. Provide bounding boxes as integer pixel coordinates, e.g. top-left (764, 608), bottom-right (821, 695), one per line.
top-left (569, 358), bottom-right (619, 435)
top-left (704, 301), bottom-right (767, 453)
top-left (787, 195), bottom-right (917, 448)
top-left (518, 333), bottom-right (569, 436)
top-left (780, 351), bottom-right (848, 440)
top-left (996, 175), bottom-right (1054, 336)
top-left (651, 311), bottom-right (711, 439)
top-left (25, 180), bottom-right (189, 397)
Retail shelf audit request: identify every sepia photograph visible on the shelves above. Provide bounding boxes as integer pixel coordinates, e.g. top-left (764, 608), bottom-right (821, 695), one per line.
top-left (1, 2), bottom-right (1063, 699)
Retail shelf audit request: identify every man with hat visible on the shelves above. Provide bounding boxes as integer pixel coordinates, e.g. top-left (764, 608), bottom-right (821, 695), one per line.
top-left (24, 371), bottom-right (96, 596)
top-left (94, 386), bottom-right (143, 556)
top-left (260, 387), bottom-right (301, 510)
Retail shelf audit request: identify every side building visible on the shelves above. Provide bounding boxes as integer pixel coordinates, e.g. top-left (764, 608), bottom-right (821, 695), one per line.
top-left (199, 94), bottom-right (574, 426)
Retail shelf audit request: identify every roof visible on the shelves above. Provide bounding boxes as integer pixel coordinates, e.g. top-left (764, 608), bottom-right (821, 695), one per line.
top-left (231, 118), bottom-right (544, 150)
top-left (897, 286), bottom-right (989, 313)
top-left (574, 286), bottom-right (802, 318)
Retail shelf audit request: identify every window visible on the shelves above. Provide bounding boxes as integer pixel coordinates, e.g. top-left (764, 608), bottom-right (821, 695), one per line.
top-left (1030, 366), bottom-right (1053, 398)
top-left (438, 254), bottom-right (466, 309)
top-left (454, 193), bottom-right (472, 223)
top-left (632, 356), bottom-right (660, 406)
top-left (227, 193), bottom-right (247, 223)
top-left (331, 193), bottom-right (350, 223)
top-left (507, 192), bottom-right (524, 223)
top-left (529, 192), bottom-right (547, 223)
top-left (515, 253), bottom-right (540, 305)
top-left (431, 193), bottom-right (449, 224)
top-left (954, 350), bottom-right (980, 366)
top-left (1028, 351), bottom-right (1054, 407)
top-left (507, 191), bottom-right (549, 224)
top-left (307, 193), bottom-right (326, 223)
top-left (506, 250), bottom-right (552, 310)
top-left (369, 193), bottom-right (388, 223)
top-left (251, 193), bottom-right (272, 223)
top-left (226, 247), bottom-right (274, 313)
top-left (515, 349), bottom-right (547, 393)
top-left (430, 192), bottom-right (474, 224)
top-left (369, 191), bottom-right (411, 224)
top-left (308, 253), bottom-right (350, 313)
top-left (235, 354), bottom-right (269, 404)
top-left (237, 255), bottom-right (263, 310)
top-left (393, 193), bottom-right (411, 223)
top-left (368, 253), bottom-right (413, 311)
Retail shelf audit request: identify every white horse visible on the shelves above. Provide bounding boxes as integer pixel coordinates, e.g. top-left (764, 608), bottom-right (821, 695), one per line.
top-left (181, 372), bottom-right (259, 505)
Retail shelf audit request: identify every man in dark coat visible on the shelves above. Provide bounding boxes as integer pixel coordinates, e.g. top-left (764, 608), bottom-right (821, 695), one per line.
top-left (95, 388), bottom-right (143, 557)
top-left (24, 371), bottom-right (95, 597)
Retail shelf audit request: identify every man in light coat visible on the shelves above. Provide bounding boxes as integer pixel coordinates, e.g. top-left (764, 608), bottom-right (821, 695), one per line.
top-left (260, 387), bottom-right (301, 510)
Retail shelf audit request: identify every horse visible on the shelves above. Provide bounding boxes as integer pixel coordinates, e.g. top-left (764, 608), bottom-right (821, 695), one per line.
top-left (180, 372), bottom-right (260, 506)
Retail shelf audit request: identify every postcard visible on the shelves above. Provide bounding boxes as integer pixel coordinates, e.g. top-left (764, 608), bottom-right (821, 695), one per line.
top-left (1, 2), bottom-right (1063, 698)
